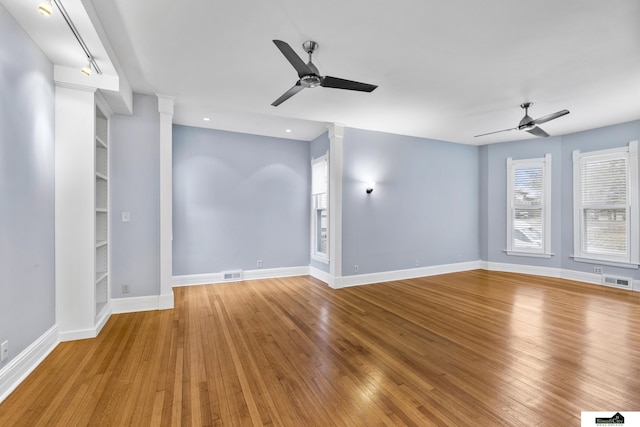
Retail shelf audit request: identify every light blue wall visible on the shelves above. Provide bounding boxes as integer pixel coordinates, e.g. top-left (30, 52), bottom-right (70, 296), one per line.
top-left (341, 128), bottom-right (480, 275)
top-left (481, 119), bottom-right (640, 281)
top-left (110, 94), bottom-right (161, 297)
top-left (172, 125), bottom-right (310, 275)
top-left (0, 5), bottom-right (55, 366)
top-left (309, 131), bottom-right (330, 273)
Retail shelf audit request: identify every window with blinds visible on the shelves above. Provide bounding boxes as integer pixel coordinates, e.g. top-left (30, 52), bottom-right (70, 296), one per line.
top-left (572, 141), bottom-right (639, 266)
top-left (311, 154), bottom-right (329, 261)
top-left (506, 155), bottom-right (551, 256)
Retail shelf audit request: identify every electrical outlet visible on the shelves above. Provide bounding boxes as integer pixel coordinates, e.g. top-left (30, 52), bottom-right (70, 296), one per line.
top-left (354, 265), bottom-right (359, 273)
top-left (594, 267), bottom-right (603, 275)
top-left (257, 260), bottom-right (263, 268)
top-left (122, 284), bottom-right (129, 294)
top-left (1, 340), bottom-right (8, 362)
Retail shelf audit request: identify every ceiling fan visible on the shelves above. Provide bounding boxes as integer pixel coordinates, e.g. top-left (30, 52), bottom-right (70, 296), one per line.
top-left (475, 102), bottom-right (570, 138)
top-left (271, 39), bottom-right (378, 107)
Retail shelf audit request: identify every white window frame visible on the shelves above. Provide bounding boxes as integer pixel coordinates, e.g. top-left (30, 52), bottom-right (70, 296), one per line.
top-left (572, 141), bottom-right (639, 268)
top-left (506, 154), bottom-right (552, 257)
top-left (311, 153), bottom-right (329, 263)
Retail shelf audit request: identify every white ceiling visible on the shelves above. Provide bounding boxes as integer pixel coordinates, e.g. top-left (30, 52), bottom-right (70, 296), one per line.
top-left (4, 0), bottom-right (640, 144)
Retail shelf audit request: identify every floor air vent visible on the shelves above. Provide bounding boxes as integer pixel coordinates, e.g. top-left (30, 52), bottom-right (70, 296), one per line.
top-left (222, 270), bottom-right (242, 281)
top-left (602, 275), bottom-right (632, 289)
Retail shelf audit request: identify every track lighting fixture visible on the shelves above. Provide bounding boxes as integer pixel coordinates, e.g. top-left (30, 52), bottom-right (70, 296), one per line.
top-left (37, 0), bottom-right (102, 76)
top-left (38, 1), bottom-right (53, 16)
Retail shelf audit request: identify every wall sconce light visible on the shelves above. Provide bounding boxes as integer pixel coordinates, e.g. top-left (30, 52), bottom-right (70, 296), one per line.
top-left (365, 181), bottom-right (375, 194)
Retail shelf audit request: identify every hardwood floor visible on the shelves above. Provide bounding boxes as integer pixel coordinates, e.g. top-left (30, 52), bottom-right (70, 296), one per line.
top-left (1, 270), bottom-right (640, 426)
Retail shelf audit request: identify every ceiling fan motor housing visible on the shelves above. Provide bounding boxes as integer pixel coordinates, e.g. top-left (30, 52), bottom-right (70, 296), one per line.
top-left (300, 74), bottom-right (322, 88)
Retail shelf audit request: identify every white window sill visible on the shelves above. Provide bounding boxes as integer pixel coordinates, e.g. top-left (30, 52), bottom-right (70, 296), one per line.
top-left (311, 254), bottom-right (329, 264)
top-left (570, 256), bottom-right (639, 269)
top-left (504, 250), bottom-right (553, 259)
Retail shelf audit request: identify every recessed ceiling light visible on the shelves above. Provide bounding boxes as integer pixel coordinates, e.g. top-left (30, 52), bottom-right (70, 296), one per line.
top-left (203, 117), bottom-right (210, 121)
top-left (285, 129), bottom-right (292, 133)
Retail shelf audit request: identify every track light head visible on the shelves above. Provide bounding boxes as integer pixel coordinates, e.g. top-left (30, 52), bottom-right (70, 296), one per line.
top-left (38, 1), bottom-right (53, 16)
top-left (81, 61), bottom-right (92, 76)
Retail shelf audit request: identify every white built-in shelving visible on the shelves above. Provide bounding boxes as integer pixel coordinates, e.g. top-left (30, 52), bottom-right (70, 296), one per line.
top-left (55, 87), bottom-right (111, 341)
top-left (95, 110), bottom-right (109, 317)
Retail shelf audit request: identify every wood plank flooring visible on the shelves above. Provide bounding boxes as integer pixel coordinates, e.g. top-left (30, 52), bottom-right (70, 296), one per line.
top-left (1, 270), bottom-right (640, 426)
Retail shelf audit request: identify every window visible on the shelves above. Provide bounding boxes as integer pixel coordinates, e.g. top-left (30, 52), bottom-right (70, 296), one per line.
top-left (506, 154), bottom-right (551, 256)
top-left (572, 141), bottom-right (638, 266)
top-left (311, 154), bottom-right (328, 262)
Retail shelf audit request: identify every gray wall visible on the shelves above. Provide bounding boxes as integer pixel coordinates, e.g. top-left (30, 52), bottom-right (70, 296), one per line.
top-left (0, 5), bottom-right (55, 366)
top-left (481, 119), bottom-right (640, 281)
top-left (172, 125), bottom-right (310, 275)
top-left (110, 94), bottom-right (161, 298)
top-left (341, 128), bottom-right (480, 275)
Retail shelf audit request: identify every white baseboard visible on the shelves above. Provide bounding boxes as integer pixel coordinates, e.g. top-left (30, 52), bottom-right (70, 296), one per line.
top-left (484, 261), bottom-right (639, 292)
top-left (58, 328), bottom-right (98, 342)
top-left (309, 266), bottom-right (335, 288)
top-left (560, 269), bottom-right (601, 286)
top-left (337, 261), bottom-right (482, 288)
top-left (58, 305), bottom-right (113, 342)
top-left (111, 295), bottom-right (162, 314)
top-left (95, 304), bottom-right (112, 336)
top-left (158, 292), bottom-right (174, 310)
top-left (484, 261), bottom-right (562, 279)
top-left (172, 266), bottom-right (310, 287)
top-left (0, 325), bottom-right (59, 404)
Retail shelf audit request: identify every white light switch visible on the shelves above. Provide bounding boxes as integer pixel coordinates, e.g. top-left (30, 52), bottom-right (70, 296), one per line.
top-left (122, 211), bottom-right (130, 222)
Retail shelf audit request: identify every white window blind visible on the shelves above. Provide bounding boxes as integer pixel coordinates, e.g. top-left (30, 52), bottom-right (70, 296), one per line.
top-left (311, 159), bottom-right (327, 195)
top-left (506, 155), bottom-right (551, 256)
top-left (580, 157), bottom-right (627, 256)
top-left (572, 141), bottom-right (639, 266)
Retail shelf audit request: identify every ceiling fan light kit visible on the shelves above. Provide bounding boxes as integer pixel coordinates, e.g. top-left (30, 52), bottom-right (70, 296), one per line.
top-left (271, 39), bottom-right (378, 106)
top-left (475, 102), bottom-right (570, 138)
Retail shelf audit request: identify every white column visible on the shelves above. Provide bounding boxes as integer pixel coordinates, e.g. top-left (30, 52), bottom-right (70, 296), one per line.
top-left (328, 124), bottom-right (344, 286)
top-left (55, 84), bottom-right (97, 337)
top-left (157, 95), bottom-right (174, 309)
